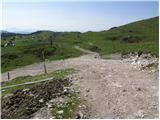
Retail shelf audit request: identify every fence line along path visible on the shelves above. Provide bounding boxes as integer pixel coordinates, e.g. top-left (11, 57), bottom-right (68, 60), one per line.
top-left (1, 77), bottom-right (54, 90)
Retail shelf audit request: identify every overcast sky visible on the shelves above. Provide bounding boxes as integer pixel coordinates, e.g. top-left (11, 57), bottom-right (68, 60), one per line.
top-left (1, 0), bottom-right (159, 32)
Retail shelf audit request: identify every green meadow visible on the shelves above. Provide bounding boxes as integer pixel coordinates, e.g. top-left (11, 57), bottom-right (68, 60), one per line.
top-left (1, 16), bottom-right (159, 72)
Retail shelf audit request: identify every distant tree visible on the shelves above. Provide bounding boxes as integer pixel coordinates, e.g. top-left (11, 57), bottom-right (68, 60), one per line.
top-left (3, 38), bottom-right (6, 41)
top-left (77, 33), bottom-right (81, 40)
top-left (49, 34), bottom-right (55, 47)
top-left (42, 51), bottom-right (45, 60)
top-left (11, 36), bottom-right (15, 41)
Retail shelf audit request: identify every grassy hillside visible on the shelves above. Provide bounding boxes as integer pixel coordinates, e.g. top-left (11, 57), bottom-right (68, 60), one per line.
top-left (105, 16), bottom-right (159, 43)
top-left (77, 17), bottom-right (159, 56)
top-left (1, 32), bottom-right (83, 72)
top-left (1, 16), bottom-right (159, 72)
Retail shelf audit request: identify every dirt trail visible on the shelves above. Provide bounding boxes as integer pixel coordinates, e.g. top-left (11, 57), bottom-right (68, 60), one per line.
top-left (1, 47), bottom-right (159, 118)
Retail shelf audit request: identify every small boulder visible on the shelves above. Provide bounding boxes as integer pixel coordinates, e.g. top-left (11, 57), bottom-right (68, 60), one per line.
top-left (57, 110), bottom-right (64, 115)
top-left (84, 94), bottom-right (88, 97)
top-left (86, 89), bottom-right (90, 92)
top-left (63, 87), bottom-right (70, 94)
top-left (22, 88), bottom-right (30, 92)
top-left (39, 99), bottom-right (44, 103)
top-left (122, 89), bottom-right (127, 92)
top-left (135, 110), bottom-right (145, 118)
top-left (46, 103), bottom-right (52, 108)
top-left (75, 112), bottom-right (83, 119)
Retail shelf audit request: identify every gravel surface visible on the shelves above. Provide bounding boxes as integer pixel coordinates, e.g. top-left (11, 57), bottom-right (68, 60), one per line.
top-left (1, 47), bottom-right (159, 119)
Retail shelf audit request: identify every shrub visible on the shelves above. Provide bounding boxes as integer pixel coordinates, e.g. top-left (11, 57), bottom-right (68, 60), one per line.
top-left (89, 45), bottom-right (101, 52)
top-left (44, 47), bottom-right (57, 57)
top-left (2, 53), bottom-right (21, 59)
top-left (120, 35), bottom-right (142, 43)
top-left (23, 46), bottom-right (57, 59)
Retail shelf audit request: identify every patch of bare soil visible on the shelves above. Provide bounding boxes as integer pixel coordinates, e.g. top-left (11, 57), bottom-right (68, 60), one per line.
top-left (1, 78), bottom-right (69, 119)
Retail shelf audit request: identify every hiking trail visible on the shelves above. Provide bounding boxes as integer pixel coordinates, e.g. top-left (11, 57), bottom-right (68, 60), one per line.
top-left (1, 46), bottom-right (158, 118)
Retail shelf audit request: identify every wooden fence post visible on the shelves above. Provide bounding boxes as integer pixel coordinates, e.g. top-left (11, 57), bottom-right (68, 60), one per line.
top-left (7, 72), bottom-right (10, 81)
top-left (44, 61), bottom-right (47, 74)
top-left (42, 51), bottom-right (47, 74)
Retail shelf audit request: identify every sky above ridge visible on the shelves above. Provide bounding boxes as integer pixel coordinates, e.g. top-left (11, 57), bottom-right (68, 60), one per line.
top-left (2, 0), bottom-right (159, 32)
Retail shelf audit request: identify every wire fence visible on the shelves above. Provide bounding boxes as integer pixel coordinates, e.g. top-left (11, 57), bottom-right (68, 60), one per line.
top-left (2, 61), bottom-right (48, 82)
top-left (1, 77), bottom-right (54, 90)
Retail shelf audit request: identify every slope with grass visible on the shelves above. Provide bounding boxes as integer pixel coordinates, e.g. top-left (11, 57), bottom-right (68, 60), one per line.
top-left (1, 32), bottom-right (83, 72)
top-left (77, 16), bottom-right (159, 56)
top-left (1, 16), bottom-right (159, 72)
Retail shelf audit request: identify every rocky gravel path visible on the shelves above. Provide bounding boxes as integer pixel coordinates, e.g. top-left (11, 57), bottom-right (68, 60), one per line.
top-left (1, 47), bottom-right (159, 119)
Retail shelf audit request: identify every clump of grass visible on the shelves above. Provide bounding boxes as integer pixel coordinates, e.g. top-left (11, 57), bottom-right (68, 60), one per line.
top-left (89, 45), bottom-right (101, 52)
top-left (51, 93), bottom-right (81, 119)
top-left (119, 35), bottom-right (143, 43)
